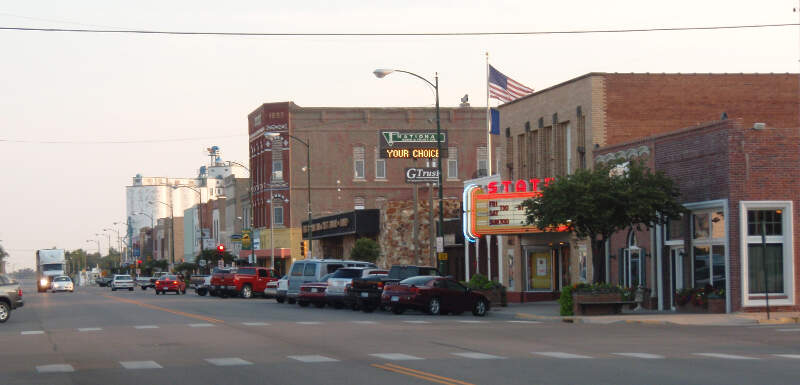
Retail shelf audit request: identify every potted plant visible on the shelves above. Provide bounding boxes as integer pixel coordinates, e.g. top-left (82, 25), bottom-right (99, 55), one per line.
top-left (707, 288), bottom-right (725, 313)
top-left (675, 287), bottom-right (708, 313)
top-left (463, 274), bottom-right (507, 307)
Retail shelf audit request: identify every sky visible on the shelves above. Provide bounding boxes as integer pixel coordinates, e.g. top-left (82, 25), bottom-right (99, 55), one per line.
top-left (1, 0), bottom-right (799, 271)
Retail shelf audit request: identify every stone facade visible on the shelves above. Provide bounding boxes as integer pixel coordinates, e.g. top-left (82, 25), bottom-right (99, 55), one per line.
top-left (378, 199), bottom-right (461, 268)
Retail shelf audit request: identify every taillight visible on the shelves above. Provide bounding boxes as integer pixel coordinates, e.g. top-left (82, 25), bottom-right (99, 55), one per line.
top-left (173, 281), bottom-right (178, 285)
top-left (377, 282), bottom-right (384, 289)
top-left (18, 289), bottom-right (23, 297)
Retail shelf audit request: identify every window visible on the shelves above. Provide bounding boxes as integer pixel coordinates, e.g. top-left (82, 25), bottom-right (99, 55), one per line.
top-left (447, 147), bottom-right (458, 180)
top-left (690, 209), bottom-right (726, 289)
top-left (742, 203), bottom-right (793, 304)
top-left (291, 263), bottom-right (305, 276)
top-left (665, 215), bottom-right (685, 242)
top-left (303, 263), bottom-right (316, 276)
top-left (272, 159), bottom-right (283, 181)
top-left (477, 147), bottom-right (488, 177)
top-left (273, 205), bottom-right (284, 226)
top-left (353, 146), bottom-right (365, 179)
top-left (354, 197), bottom-right (365, 210)
top-left (375, 148), bottom-right (386, 179)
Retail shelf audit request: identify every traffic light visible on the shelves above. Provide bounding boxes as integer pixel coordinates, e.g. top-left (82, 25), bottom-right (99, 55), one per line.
top-left (300, 241), bottom-right (305, 257)
top-left (217, 244), bottom-right (225, 255)
top-left (137, 260), bottom-right (142, 266)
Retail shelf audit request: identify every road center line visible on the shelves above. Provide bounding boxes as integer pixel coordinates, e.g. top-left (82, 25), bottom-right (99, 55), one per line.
top-left (101, 294), bottom-right (224, 324)
top-left (372, 363), bottom-right (475, 385)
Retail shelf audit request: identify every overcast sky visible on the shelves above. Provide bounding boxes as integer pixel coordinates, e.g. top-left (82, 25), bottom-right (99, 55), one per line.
top-left (1, 0), bottom-right (798, 270)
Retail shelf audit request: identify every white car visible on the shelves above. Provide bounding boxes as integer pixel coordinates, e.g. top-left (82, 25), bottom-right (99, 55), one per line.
top-left (265, 275), bottom-right (289, 303)
top-left (51, 276), bottom-right (74, 293)
top-left (110, 275), bottom-right (135, 292)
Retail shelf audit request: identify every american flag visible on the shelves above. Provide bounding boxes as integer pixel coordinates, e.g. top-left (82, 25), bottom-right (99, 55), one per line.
top-left (488, 65), bottom-right (533, 103)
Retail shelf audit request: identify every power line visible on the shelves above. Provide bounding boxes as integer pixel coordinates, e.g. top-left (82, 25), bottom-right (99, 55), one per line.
top-left (0, 134), bottom-right (247, 144)
top-left (0, 23), bottom-right (797, 38)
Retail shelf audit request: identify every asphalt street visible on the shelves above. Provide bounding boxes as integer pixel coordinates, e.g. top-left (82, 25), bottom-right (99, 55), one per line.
top-left (2, 280), bottom-right (800, 385)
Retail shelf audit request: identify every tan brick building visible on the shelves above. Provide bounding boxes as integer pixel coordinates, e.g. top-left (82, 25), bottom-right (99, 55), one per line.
top-left (473, 73), bottom-right (798, 303)
top-left (247, 102), bottom-right (487, 274)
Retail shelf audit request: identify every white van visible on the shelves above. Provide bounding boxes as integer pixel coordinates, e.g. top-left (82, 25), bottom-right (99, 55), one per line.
top-left (285, 259), bottom-right (376, 303)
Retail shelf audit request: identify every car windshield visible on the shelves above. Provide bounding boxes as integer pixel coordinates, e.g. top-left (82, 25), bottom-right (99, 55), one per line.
top-left (115, 275), bottom-right (132, 280)
top-left (319, 274), bottom-right (333, 282)
top-left (330, 269), bottom-right (363, 279)
top-left (162, 275), bottom-right (177, 280)
top-left (399, 276), bottom-right (435, 286)
top-left (54, 277), bottom-right (70, 282)
top-left (42, 264), bottom-right (63, 271)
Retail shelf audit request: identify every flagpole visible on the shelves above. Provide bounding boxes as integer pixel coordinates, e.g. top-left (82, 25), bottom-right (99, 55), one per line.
top-left (486, 52), bottom-right (492, 176)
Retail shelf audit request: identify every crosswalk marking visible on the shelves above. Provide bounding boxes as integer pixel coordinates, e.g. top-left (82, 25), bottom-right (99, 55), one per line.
top-left (773, 354), bottom-right (800, 359)
top-left (134, 325), bottom-right (159, 329)
top-left (78, 327), bottom-right (102, 332)
top-left (507, 320), bottom-right (541, 324)
top-left (776, 328), bottom-right (800, 332)
top-left (21, 331), bottom-right (45, 335)
top-left (456, 320), bottom-right (485, 324)
top-left (693, 353), bottom-right (758, 360)
top-left (287, 355), bottom-right (339, 363)
top-left (612, 353), bottom-right (664, 359)
top-left (242, 322), bottom-right (269, 326)
top-left (36, 364), bottom-right (74, 373)
top-left (296, 321), bottom-right (322, 325)
top-left (370, 353), bottom-right (424, 361)
top-left (403, 320), bottom-right (431, 324)
top-left (534, 352), bottom-right (592, 359)
top-left (120, 361), bottom-right (162, 369)
top-left (352, 321), bottom-right (377, 324)
top-left (205, 358), bottom-right (253, 366)
top-left (188, 323), bottom-right (214, 328)
top-left (451, 352), bottom-right (505, 360)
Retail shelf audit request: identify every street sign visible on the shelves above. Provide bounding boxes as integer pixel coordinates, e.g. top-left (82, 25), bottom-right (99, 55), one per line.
top-left (436, 236), bottom-right (444, 253)
top-left (136, 268), bottom-right (141, 275)
top-left (437, 252), bottom-right (448, 261)
top-left (198, 259), bottom-right (207, 267)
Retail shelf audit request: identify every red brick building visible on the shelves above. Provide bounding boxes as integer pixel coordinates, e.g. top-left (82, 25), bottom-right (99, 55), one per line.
top-left (597, 119), bottom-right (800, 313)
top-left (477, 72), bottom-right (799, 303)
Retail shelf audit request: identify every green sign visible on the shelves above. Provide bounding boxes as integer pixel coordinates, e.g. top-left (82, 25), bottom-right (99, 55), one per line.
top-left (241, 229), bottom-right (252, 250)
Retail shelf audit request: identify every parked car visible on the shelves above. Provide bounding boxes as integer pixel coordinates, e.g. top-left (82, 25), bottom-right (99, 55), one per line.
top-left (209, 268), bottom-right (232, 297)
top-left (297, 274), bottom-right (333, 308)
top-left (349, 265), bottom-right (440, 312)
top-left (150, 272), bottom-right (169, 285)
top-left (212, 267), bottom-right (279, 299)
top-left (194, 274), bottom-right (212, 296)
top-left (326, 267), bottom-right (387, 309)
top-left (286, 259), bottom-right (376, 304)
top-left (265, 275), bottom-right (289, 303)
top-left (96, 276), bottom-right (112, 287)
top-left (136, 276), bottom-right (154, 290)
top-left (50, 276), bottom-right (74, 293)
top-left (155, 274), bottom-right (186, 295)
top-left (0, 274), bottom-right (24, 323)
top-left (381, 276), bottom-right (490, 316)
top-left (110, 274), bottom-right (135, 291)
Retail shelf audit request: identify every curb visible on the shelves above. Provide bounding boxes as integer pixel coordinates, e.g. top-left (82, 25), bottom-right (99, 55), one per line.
top-left (755, 316), bottom-right (800, 325)
top-left (514, 313), bottom-right (580, 323)
top-left (624, 319), bottom-right (671, 325)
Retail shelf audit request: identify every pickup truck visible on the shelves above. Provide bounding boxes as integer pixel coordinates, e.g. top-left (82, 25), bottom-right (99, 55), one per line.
top-left (348, 265), bottom-right (440, 312)
top-left (189, 274), bottom-right (209, 295)
top-left (211, 267), bottom-right (279, 299)
top-left (0, 274), bottom-right (23, 323)
top-left (136, 276), bottom-right (154, 290)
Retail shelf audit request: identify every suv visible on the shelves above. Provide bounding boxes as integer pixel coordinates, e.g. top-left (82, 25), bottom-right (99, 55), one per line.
top-left (0, 274), bottom-right (24, 323)
top-left (110, 274), bottom-right (135, 291)
top-left (286, 259), bottom-right (376, 304)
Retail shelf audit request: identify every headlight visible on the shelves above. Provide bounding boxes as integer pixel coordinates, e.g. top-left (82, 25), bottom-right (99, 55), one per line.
top-left (40, 279), bottom-right (48, 286)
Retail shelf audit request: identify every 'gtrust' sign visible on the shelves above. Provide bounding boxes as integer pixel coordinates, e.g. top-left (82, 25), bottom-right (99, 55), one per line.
top-left (486, 178), bottom-right (555, 194)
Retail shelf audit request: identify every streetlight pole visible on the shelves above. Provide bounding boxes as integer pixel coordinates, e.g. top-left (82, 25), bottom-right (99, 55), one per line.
top-left (265, 132), bottom-right (312, 259)
top-left (374, 68), bottom-right (445, 272)
top-left (150, 200), bottom-right (175, 269)
top-left (226, 161), bottom-right (254, 265)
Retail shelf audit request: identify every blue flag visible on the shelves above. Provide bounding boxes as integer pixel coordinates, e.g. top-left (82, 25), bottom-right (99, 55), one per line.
top-left (490, 108), bottom-right (500, 135)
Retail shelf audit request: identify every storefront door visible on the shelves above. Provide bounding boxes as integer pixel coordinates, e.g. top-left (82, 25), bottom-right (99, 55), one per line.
top-left (525, 247), bottom-right (553, 291)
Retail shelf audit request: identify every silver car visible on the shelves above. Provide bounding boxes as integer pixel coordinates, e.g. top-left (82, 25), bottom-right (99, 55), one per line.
top-left (51, 276), bottom-right (74, 293)
top-left (326, 267), bottom-right (387, 308)
top-left (110, 275), bottom-right (135, 291)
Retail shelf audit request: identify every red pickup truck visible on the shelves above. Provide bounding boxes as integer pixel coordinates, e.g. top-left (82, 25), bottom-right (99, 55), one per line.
top-left (210, 267), bottom-right (279, 298)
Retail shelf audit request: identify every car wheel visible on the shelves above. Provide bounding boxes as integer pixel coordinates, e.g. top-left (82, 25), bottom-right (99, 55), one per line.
top-left (155, 290), bottom-right (160, 295)
top-left (0, 302), bottom-right (10, 323)
top-left (351, 302), bottom-right (360, 311)
top-left (181, 289), bottom-right (186, 295)
top-left (472, 299), bottom-right (489, 317)
top-left (391, 305), bottom-right (405, 315)
top-left (240, 285), bottom-right (253, 299)
top-left (276, 296), bottom-right (285, 303)
top-left (141, 286), bottom-right (146, 290)
top-left (287, 298), bottom-right (296, 304)
top-left (298, 301), bottom-right (309, 307)
top-left (197, 288), bottom-right (207, 296)
top-left (112, 288), bottom-right (117, 292)
top-left (427, 297), bottom-right (441, 315)
top-left (361, 304), bottom-right (376, 313)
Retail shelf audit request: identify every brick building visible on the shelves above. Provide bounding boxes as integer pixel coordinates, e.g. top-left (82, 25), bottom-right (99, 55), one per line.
top-left (597, 119), bottom-right (800, 313)
top-left (247, 102), bottom-right (487, 273)
top-left (470, 73), bottom-right (798, 303)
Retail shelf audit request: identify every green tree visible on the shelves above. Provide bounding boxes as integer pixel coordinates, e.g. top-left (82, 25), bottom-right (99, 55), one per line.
top-left (0, 242), bottom-right (8, 268)
top-left (350, 238), bottom-right (381, 264)
top-left (194, 249), bottom-right (236, 273)
top-left (522, 159), bottom-right (684, 283)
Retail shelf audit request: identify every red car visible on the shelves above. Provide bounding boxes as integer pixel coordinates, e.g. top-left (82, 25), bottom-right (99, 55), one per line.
top-left (297, 274), bottom-right (332, 308)
top-left (155, 275), bottom-right (186, 295)
top-left (381, 276), bottom-right (489, 316)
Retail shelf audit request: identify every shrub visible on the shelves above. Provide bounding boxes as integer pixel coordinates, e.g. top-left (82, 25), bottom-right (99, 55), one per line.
top-left (350, 238), bottom-right (380, 264)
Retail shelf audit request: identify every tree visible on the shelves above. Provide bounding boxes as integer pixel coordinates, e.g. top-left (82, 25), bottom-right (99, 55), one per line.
top-left (350, 238), bottom-right (381, 264)
top-left (194, 249), bottom-right (236, 273)
top-left (522, 159), bottom-right (685, 283)
top-left (0, 242), bottom-right (8, 268)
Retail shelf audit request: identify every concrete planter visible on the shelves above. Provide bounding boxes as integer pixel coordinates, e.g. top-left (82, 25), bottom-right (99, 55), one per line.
top-left (707, 297), bottom-right (725, 313)
top-left (476, 288), bottom-right (507, 307)
top-left (676, 302), bottom-right (707, 313)
top-left (572, 292), bottom-right (623, 316)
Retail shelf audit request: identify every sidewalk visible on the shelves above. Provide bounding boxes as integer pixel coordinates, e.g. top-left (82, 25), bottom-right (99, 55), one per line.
top-left (495, 301), bottom-right (800, 326)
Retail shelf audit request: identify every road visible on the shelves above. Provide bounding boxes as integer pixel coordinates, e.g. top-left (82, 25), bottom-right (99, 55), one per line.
top-left (2, 279), bottom-right (800, 385)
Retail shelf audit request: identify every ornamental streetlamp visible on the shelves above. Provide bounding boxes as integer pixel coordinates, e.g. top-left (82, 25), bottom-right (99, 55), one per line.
top-left (373, 68), bottom-right (445, 272)
top-left (264, 132), bottom-right (312, 258)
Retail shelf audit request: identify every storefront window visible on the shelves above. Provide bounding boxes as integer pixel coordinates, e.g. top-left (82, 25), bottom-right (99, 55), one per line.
top-left (693, 213), bottom-right (709, 240)
top-left (666, 216), bottom-right (684, 241)
top-left (747, 244), bottom-right (784, 294)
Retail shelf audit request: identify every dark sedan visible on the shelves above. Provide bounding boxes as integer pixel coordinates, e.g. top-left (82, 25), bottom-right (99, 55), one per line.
top-left (381, 276), bottom-right (489, 316)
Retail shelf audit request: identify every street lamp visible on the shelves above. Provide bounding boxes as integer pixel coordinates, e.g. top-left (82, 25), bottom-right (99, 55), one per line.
top-left (150, 200), bottom-right (175, 268)
top-left (265, 132), bottom-right (312, 258)
top-left (226, 161), bottom-right (255, 265)
top-left (374, 68), bottom-right (445, 272)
